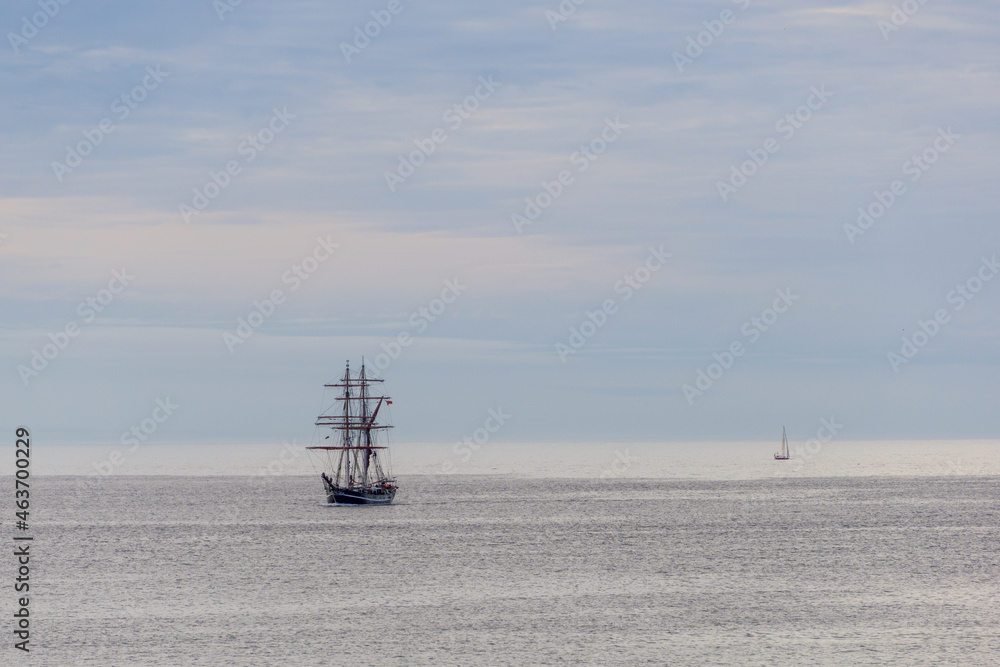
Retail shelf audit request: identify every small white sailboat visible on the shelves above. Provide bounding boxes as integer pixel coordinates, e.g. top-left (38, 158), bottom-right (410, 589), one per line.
top-left (774, 426), bottom-right (790, 460)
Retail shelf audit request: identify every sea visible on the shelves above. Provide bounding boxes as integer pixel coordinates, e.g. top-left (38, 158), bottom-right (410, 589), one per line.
top-left (6, 441), bottom-right (999, 666)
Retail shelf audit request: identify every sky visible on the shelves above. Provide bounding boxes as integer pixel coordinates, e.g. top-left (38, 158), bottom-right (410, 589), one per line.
top-left (1, 0), bottom-right (998, 447)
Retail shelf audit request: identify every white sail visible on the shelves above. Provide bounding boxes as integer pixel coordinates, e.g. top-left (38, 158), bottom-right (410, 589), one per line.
top-left (775, 426), bottom-right (790, 460)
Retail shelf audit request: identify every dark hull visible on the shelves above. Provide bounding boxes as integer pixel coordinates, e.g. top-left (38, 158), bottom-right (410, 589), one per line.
top-left (327, 487), bottom-right (396, 505)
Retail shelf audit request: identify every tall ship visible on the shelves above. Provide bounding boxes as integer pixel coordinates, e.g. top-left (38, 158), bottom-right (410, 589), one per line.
top-left (774, 426), bottom-right (790, 460)
top-left (307, 360), bottom-right (398, 505)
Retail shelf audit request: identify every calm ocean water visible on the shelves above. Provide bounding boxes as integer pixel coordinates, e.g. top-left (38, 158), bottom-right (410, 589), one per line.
top-left (18, 473), bottom-right (1000, 665)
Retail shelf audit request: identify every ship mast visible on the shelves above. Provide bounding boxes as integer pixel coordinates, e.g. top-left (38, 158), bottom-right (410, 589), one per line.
top-left (343, 361), bottom-right (351, 484)
top-left (360, 361), bottom-right (370, 486)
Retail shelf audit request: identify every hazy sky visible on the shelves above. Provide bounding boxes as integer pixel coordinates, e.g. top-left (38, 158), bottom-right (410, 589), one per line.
top-left (1, 0), bottom-right (997, 446)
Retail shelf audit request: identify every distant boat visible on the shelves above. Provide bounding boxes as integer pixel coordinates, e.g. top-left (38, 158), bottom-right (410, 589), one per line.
top-left (307, 360), bottom-right (397, 505)
top-left (774, 426), bottom-right (790, 460)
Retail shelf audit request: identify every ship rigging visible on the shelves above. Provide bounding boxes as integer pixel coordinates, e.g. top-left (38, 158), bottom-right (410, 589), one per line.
top-left (307, 360), bottom-right (397, 505)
